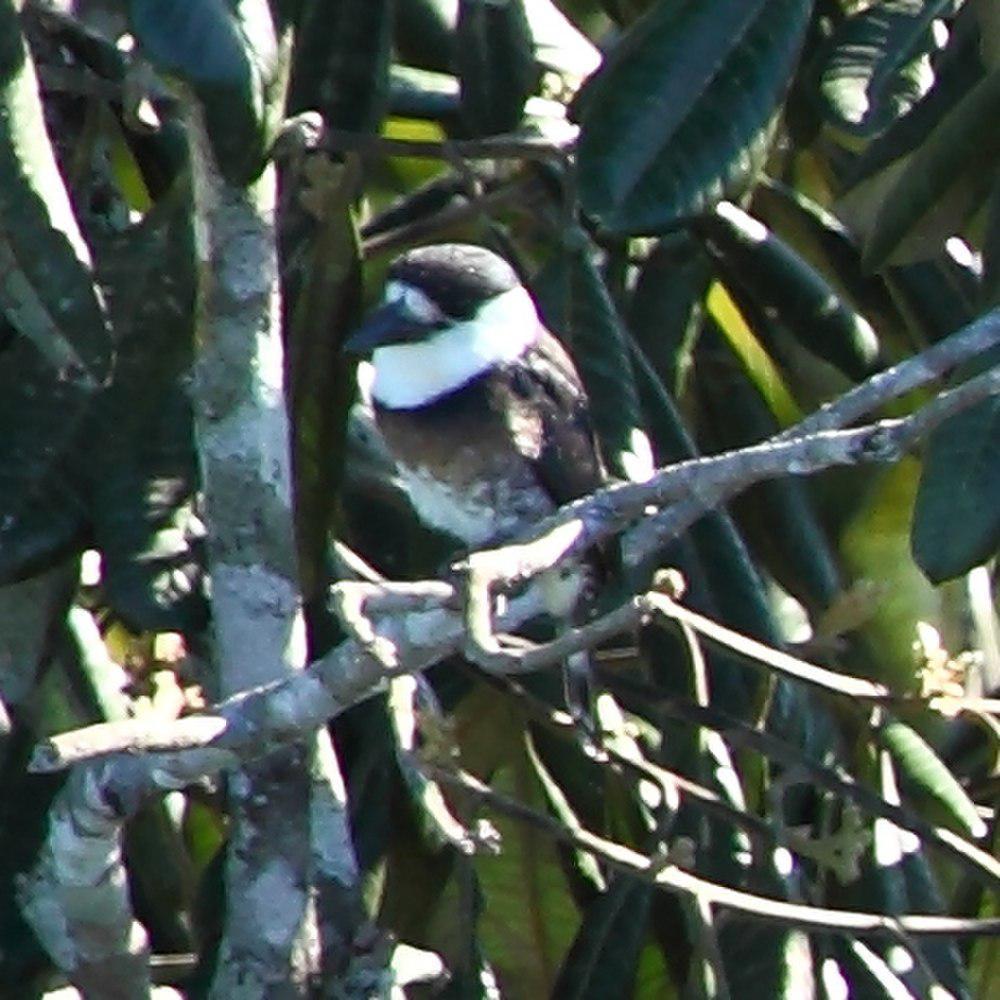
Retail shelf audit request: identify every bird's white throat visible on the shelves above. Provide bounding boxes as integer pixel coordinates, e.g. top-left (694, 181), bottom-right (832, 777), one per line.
top-left (370, 285), bottom-right (540, 409)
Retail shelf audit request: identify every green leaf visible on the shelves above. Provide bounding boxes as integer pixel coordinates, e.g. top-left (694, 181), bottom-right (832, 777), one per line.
top-left (473, 732), bottom-right (581, 995)
top-left (290, 0), bottom-right (393, 132)
top-left (456, 0), bottom-right (536, 136)
top-left (533, 233), bottom-right (651, 481)
top-left (897, 847), bottom-right (972, 998)
top-left (628, 322), bottom-right (780, 713)
top-left (862, 68), bottom-right (1000, 268)
top-left (0, 13), bottom-right (105, 380)
top-left (884, 257), bottom-right (977, 344)
top-left (844, 11), bottom-right (984, 188)
top-left (751, 181), bottom-right (906, 339)
top-left (282, 156), bottom-right (362, 599)
top-left (130, 0), bottom-right (250, 85)
top-left (911, 350), bottom-right (1000, 582)
top-left (627, 234), bottom-right (712, 398)
top-left (395, 0), bottom-right (456, 74)
top-left (574, 0), bottom-right (813, 234)
top-left (89, 385), bottom-right (205, 633)
top-left (0, 11), bottom-right (111, 371)
top-left (695, 201), bottom-right (881, 380)
top-left (980, 174), bottom-right (1000, 308)
top-left (552, 877), bottom-right (651, 999)
top-left (819, 0), bottom-right (953, 138)
top-left (129, 0), bottom-right (277, 183)
top-left (692, 323), bottom-right (843, 611)
top-left (880, 719), bottom-right (986, 839)
top-left (0, 6), bottom-right (112, 567)
top-left (69, 182), bottom-right (202, 631)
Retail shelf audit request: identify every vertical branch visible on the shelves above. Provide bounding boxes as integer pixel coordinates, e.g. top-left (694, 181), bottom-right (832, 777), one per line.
top-left (184, 101), bottom-right (317, 996)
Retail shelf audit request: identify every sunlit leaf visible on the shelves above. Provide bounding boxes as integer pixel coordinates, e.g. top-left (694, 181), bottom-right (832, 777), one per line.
top-left (456, 0), bottom-right (536, 135)
top-left (819, 0), bottom-right (953, 138)
top-left (575, 0), bottom-right (812, 233)
top-left (912, 352), bottom-right (1000, 582)
top-left (862, 68), bottom-right (1000, 267)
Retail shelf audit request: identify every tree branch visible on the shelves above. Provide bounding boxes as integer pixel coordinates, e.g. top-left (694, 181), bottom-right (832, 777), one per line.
top-left (428, 765), bottom-right (1000, 938)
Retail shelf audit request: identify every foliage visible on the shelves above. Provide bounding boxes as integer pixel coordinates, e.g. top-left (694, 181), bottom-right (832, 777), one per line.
top-left (0, 0), bottom-right (997, 996)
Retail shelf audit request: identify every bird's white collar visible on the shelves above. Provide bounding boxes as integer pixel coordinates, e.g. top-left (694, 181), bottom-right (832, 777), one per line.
top-left (369, 284), bottom-right (540, 409)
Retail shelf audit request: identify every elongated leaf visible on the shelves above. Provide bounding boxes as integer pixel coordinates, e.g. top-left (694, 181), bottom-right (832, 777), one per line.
top-left (880, 719), bottom-right (986, 838)
top-left (983, 176), bottom-right (1000, 308)
top-left (898, 846), bottom-right (972, 998)
top-left (0, 6), bottom-right (112, 567)
top-left (911, 350), bottom-right (1000, 582)
top-left (693, 324), bottom-right (843, 611)
top-left (628, 234), bottom-right (711, 398)
top-left (89, 384), bottom-right (204, 633)
top-left (552, 877), bottom-right (651, 999)
top-left (863, 68), bottom-right (1000, 267)
top-left (129, 0), bottom-right (277, 183)
top-left (533, 234), bottom-right (651, 482)
top-left (395, 0), bottom-right (456, 74)
top-left (282, 155), bottom-right (362, 598)
top-left (695, 201), bottom-right (881, 380)
top-left (456, 0), bottom-right (536, 136)
top-left (884, 257), bottom-right (977, 344)
top-left (290, 0), bottom-right (393, 132)
top-left (819, 0), bottom-right (953, 138)
top-left (473, 733), bottom-right (581, 995)
top-left (844, 8), bottom-right (984, 188)
top-left (574, 0), bottom-right (813, 234)
top-left (751, 181), bottom-right (906, 337)
top-left (0, 3), bottom-right (110, 384)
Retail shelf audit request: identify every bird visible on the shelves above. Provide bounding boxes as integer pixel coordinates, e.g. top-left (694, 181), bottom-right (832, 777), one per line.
top-left (346, 242), bottom-right (608, 711)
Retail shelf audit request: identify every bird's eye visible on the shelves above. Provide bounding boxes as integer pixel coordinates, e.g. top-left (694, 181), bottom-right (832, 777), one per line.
top-left (385, 281), bottom-right (444, 324)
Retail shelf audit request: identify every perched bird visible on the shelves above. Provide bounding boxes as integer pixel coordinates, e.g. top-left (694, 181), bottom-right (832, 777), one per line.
top-left (346, 243), bottom-right (607, 705)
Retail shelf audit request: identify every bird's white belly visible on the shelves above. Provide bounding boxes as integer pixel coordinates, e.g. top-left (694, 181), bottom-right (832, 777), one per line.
top-left (397, 463), bottom-right (586, 618)
top-left (397, 463), bottom-right (528, 547)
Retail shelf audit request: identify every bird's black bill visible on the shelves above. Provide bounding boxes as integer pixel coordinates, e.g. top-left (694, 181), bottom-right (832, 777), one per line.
top-left (343, 300), bottom-right (434, 354)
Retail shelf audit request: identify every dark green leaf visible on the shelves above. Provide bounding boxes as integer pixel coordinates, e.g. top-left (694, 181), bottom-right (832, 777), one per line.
top-left (692, 323), bottom-right (843, 611)
top-left (845, 2), bottom-right (984, 187)
top-left (395, 0), bottom-right (456, 74)
top-left (456, 0), bottom-right (536, 136)
top-left (533, 234), bottom-right (650, 481)
top-left (628, 324), bottom-right (778, 713)
top-left (751, 181), bottom-right (906, 338)
top-left (627, 234), bottom-right (712, 399)
top-left (552, 877), bottom-right (651, 999)
top-left (980, 174), bottom-right (1000, 308)
top-left (898, 847), bottom-right (972, 998)
top-left (129, 0), bottom-right (276, 183)
top-left (129, 0), bottom-right (249, 84)
top-left (89, 385), bottom-right (204, 633)
top-left (880, 719), bottom-right (986, 838)
top-left (884, 256), bottom-right (977, 344)
top-left (0, 8), bottom-right (111, 369)
top-left (0, 5), bottom-right (112, 566)
top-left (282, 155), bottom-right (362, 599)
top-left (912, 350), bottom-right (1000, 582)
top-left (574, 0), bottom-right (813, 234)
top-left (862, 69), bottom-right (1000, 268)
top-left (290, 0), bottom-right (393, 132)
top-left (71, 183), bottom-right (203, 630)
top-left (819, 0), bottom-right (954, 138)
top-left (695, 201), bottom-right (881, 380)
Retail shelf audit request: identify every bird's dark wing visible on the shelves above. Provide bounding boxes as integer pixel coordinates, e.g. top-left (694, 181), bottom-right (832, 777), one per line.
top-left (496, 331), bottom-right (606, 507)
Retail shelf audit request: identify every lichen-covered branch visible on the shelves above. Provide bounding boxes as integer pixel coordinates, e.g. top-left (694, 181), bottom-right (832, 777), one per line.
top-left (23, 329), bottom-right (998, 989)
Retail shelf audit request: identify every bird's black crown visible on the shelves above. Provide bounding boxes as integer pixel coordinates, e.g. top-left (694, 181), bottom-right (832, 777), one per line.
top-left (389, 244), bottom-right (520, 320)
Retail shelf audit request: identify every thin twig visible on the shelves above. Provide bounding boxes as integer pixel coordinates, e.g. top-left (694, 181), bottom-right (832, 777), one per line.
top-left (428, 765), bottom-right (1000, 938)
